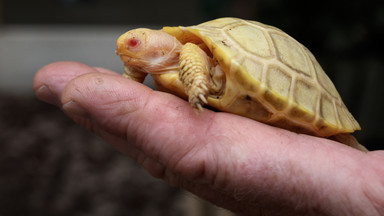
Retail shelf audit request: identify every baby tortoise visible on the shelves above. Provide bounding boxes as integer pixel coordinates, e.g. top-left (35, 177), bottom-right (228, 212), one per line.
top-left (116, 17), bottom-right (367, 152)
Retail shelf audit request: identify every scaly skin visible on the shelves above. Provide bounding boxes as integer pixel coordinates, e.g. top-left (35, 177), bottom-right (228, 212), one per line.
top-left (179, 43), bottom-right (211, 111)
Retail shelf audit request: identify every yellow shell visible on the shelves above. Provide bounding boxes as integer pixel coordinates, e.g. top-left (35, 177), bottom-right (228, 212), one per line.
top-left (155, 17), bottom-right (360, 138)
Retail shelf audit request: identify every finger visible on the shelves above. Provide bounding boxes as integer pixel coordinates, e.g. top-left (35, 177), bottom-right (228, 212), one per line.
top-left (93, 67), bottom-right (121, 75)
top-left (33, 61), bottom-right (120, 106)
top-left (60, 71), bottom-right (230, 178)
top-left (61, 71), bottom-right (205, 149)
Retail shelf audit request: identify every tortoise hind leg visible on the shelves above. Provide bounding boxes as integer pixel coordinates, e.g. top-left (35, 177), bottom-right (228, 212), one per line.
top-left (329, 133), bottom-right (369, 152)
top-left (179, 42), bottom-right (211, 111)
top-left (209, 63), bottom-right (225, 95)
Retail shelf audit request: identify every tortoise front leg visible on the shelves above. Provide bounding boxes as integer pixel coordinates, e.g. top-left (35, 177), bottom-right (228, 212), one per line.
top-left (179, 42), bottom-right (211, 111)
top-left (123, 65), bottom-right (147, 83)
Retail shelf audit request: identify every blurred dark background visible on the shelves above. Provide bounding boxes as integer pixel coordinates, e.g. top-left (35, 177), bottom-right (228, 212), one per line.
top-left (0, 0), bottom-right (383, 215)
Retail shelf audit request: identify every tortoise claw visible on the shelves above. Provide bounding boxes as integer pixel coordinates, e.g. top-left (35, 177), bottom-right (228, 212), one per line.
top-left (190, 93), bottom-right (207, 114)
top-left (195, 103), bottom-right (204, 114)
top-left (199, 93), bottom-right (208, 104)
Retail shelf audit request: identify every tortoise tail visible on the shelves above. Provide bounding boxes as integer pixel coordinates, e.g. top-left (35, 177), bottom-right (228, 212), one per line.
top-left (329, 133), bottom-right (369, 152)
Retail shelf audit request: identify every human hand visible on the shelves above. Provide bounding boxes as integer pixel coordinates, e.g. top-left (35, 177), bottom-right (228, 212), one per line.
top-left (33, 61), bottom-right (384, 216)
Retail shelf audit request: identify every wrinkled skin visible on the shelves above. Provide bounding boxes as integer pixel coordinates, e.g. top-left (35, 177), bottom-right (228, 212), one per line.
top-left (33, 61), bottom-right (384, 216)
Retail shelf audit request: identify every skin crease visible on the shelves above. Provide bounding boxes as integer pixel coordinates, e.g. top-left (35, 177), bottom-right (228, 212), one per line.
top-left (33, 61), bottom-right (384, 216)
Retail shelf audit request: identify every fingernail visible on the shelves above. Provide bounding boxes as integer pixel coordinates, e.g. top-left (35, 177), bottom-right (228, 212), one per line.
top-left (35, 85), bottom-right (61, 106)
top-left (62, 100), bottom-right (89, 118)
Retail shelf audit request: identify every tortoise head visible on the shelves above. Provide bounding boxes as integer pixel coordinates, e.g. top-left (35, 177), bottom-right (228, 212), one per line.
top-left (116, 28), bottom-right (182, 73)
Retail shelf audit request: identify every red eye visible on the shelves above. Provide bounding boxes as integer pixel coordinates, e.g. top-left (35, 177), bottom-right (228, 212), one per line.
top-left (126, 38), bottom-right (140, 50)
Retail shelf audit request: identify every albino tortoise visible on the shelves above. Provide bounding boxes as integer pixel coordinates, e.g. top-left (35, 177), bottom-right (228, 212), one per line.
top-left (116, 17), bottom-right (367, 151)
